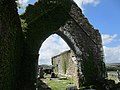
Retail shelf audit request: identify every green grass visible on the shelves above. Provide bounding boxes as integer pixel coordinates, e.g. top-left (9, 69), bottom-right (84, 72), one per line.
top-left (107, 71), bottom-right (120, 84)
top-left (41, 75), bottom-right (74, 90)
top-left (42, 79), bottom-right (74, 90)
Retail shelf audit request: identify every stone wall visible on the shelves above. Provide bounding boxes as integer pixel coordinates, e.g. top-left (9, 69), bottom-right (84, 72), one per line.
top-left (0, 0), bottom-right (107, 89)
top-left (0, 0), bottom-right (24, 90)
top-left (52, 50), bottom-right (79, 86)
top-left (22, 0), bottom-right (106, 87)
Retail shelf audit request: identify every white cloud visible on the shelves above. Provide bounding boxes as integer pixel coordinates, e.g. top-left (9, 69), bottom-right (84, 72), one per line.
top-left (102, 34), bottom-right (120, 63)
top-left (17, 0), bottom-right (29, 4)
top-left (103, 46), bottom-right (120, 63)
top-left (102, 34), bottom-right (118, 44)
top-left (17, 0), bottom-right (29, 7)
top-left (73, 0), bottom-right (100, 11)
top-left (38, 34), bottom-right (70, 65)
top-left (38, 34), bottom-right (120, 65)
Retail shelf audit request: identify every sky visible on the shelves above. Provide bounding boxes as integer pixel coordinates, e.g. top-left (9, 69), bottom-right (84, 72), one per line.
top-left (17, 0), bottom-right (120, 64)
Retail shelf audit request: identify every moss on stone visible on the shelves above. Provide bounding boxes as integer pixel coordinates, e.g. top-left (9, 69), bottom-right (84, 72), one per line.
top-left (82, 49), bottom-right (99, 85)
top-left (0, 0), bottom-right (24, 89)
top-left (0, 0), bottom-right (106, 89)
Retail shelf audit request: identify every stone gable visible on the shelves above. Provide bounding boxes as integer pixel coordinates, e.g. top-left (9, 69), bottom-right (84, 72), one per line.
top-left (52, 50), bottom-right (79, 86)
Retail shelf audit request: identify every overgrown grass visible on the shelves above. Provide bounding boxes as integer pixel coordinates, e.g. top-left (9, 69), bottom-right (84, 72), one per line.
top-left (41, 75), bottom-right (74, 90)
top-left (42, 79), bottom-right (74, 90)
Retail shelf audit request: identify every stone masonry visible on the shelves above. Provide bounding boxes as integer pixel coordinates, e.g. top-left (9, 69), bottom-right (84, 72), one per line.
top-left (0, 0), bottom-right (107, 89)
top-left (52, 50), bottom-right (79, 87)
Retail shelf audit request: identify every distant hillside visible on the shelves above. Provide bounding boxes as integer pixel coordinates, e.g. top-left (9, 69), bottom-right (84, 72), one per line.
top-left (106, 63), bottom-right (120, 71)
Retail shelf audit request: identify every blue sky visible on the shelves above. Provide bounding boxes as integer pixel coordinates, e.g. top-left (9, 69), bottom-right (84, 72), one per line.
top-left (18, 0), bottom-right (120, 64)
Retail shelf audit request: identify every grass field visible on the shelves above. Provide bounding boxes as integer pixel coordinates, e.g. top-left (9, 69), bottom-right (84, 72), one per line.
top-left (107, 71), bottom-right (120, 84)
top-left (41, 74), bottom-right (75, 90)
top-left (42, 78), bottom-right (74, 90)
top-left (40, 72), bottom-right (120, 90)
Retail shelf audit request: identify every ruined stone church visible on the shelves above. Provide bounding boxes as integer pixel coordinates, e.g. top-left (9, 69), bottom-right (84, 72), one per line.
top-left (52, 50), bottom-right (79, 86)
top-left (0, 0), bottom-right (109, 89)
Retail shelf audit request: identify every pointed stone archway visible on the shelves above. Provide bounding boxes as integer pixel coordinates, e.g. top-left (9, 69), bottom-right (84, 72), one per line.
top-left (20, 0), bottom-right (107, 89)
top-left (0, 0), bottom-right (107, 90)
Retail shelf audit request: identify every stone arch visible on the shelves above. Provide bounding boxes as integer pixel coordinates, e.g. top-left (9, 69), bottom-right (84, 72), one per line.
top-left (0, 0), bottom-right (107, 90)
top-left (20, 0), bottom-right (107, 89)
top-left (38, 30), bottom-right (80, 60)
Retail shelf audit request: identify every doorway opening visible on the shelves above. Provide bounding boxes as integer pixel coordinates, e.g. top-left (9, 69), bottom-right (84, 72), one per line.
top-left (37, 34), bottom-right (79, 90)
top-left (38, 34), bottom-right (70, 65)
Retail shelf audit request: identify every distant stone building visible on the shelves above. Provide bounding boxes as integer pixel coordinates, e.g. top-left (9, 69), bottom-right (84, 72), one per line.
top-left (51, 50), bottom-right (79, 86)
